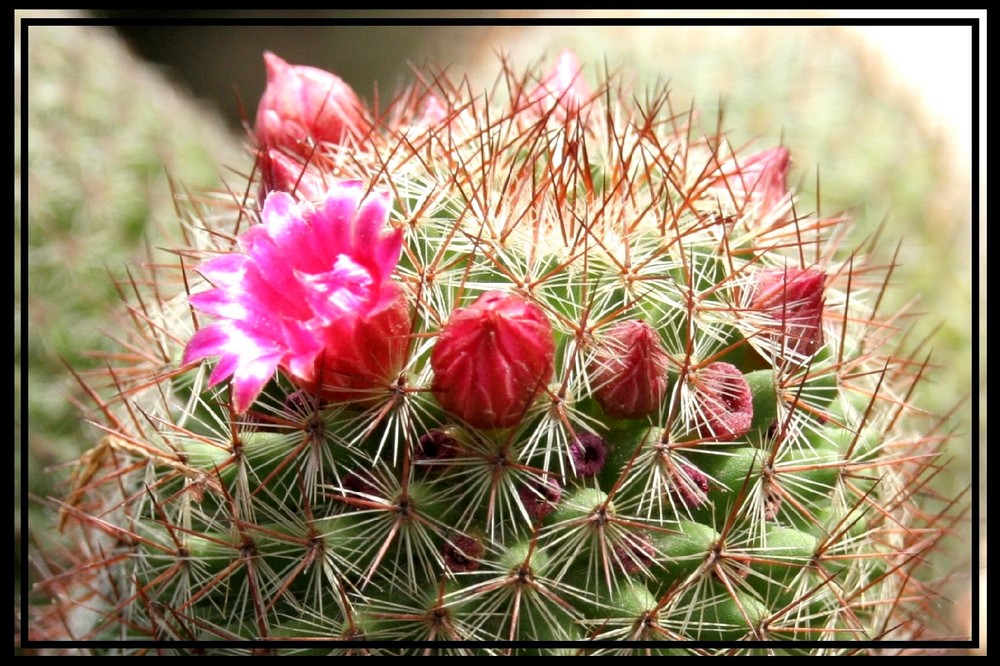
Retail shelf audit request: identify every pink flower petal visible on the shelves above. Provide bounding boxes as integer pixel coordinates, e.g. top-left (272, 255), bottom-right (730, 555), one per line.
top-left (190, 281), bottom-right (300, 334)
top-left (241, 224), bottom-right (300, 285)
top-left (351, 189), bottom-right (393, 265)
top-left (196, 254), bottom-right (251, 288)
top-left (374, 226), bottom-right (405, 279)
top-left (183, 324), bottom-right (232, 366)
top-left (259, 193), bottom-right (326, 271)
top-left (184, 321), bottom-right (284, 396)
top-left (208, 350), bottom-right (243, 387)
top-left (280, 319), bottom-right (324, 381)
top-left (300, 255), bottom-right (373, 321)
top-left (313, 181), bottom-right (364, 259)
top-left (231, 353), bottom-right (283, 414)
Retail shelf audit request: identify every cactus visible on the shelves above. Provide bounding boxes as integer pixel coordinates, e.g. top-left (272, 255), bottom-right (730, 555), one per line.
top-left (34, 50), bottom-right (966, 654)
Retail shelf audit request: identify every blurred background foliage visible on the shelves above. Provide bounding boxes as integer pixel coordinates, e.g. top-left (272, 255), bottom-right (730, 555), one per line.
top-left (18, 12), bottom-right (978, 647)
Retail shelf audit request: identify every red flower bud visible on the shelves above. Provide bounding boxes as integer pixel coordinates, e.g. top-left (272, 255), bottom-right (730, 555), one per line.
top-left (691, 362), bottom-right (754, 440)
top-left (748, 267), bottom-right (826, 358)
top-left (589, 320), bottom-right (671, 419)
top-left (431, 292), bottom-right (555, 429)
top-left (255, 52), bottom-right (369, 155)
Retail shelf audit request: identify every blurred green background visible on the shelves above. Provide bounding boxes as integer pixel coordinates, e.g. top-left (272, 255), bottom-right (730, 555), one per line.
top-left (18, 12), bottom-right (979, 647)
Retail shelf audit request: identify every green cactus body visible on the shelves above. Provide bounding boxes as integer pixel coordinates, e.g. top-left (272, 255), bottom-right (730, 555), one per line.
top-left (37, 51), bottom-right (963, 654)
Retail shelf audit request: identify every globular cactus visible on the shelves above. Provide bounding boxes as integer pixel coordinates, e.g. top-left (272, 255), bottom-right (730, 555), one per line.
top-left (36, 50), bottom-right (965, 654)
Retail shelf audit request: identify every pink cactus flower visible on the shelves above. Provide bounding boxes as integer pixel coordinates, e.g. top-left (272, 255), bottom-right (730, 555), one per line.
top-left (524, 48), bottom-right (591, 118)
top-left (712, 147), bottom-right (790, 220)
top-left (748, 267), bottom-right (826, 358)
top-left (589, 319), bottom-right (671, 419)
top-left (431, 291), bottom-right (555, 429)
top-left (691, 362), bottom-right (754, 440)
top-left (255, 52), bottom-right (369, 155)
top-left (183, 181), bottom-right (409, 413)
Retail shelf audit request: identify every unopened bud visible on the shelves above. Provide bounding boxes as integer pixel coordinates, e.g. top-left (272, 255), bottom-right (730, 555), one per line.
top-left (589, 320), bottom-right (670, 419)
top-left (255, 52), bottom-right (369, 155)
top-left (258, 148), bottom-right (325, 202)
top-left (692, 362), bottom-right (754, 440)
top-left (669, 463), bottom-right (710, 509)
top-left (443, 533), bottom-right (484, 573)
top-left (748, 267), bottom-right (826, 359)
top-left (431, 292), bottom-right (555, 429)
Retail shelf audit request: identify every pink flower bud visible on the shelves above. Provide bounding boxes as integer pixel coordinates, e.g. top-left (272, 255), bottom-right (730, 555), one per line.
top-left (569, 432), bottom-right (609, 478)
top-left (712, 147), bottom-right (790, 218)
top-left (431, 292), bottom-right (555, 429)
top-left (691, 362), bottom-right (753, 440)
top-left (255, 52), bottom-right (369, 155)
top-left (419, 94), bottom-right (449, 126)
top-left (589, 320), bottom-right (671, 419)
top-left (747, 267), bottom-right (826, 358)
top-left (258, 148), bottom-right (325, 202)
top-left (517, 477), bottom-right (562, 521)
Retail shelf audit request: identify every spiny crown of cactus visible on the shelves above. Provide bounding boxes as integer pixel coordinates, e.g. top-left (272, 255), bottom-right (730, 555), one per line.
top-left (38, 50), bottom-right (962, 653)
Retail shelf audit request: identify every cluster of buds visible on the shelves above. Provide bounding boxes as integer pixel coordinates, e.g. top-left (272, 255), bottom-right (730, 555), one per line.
top-left (187, 53), bottom-right (826, 436)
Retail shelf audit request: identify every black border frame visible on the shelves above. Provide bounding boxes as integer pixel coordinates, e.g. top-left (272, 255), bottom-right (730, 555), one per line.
top-left (18, 9), bottom-right (982, 654)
